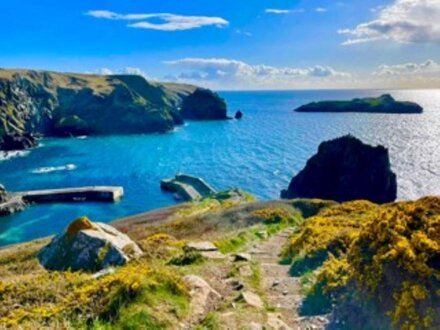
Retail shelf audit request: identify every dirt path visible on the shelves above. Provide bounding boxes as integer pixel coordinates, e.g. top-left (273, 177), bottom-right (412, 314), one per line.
top-left (249, 228), bottom-right (329, 329)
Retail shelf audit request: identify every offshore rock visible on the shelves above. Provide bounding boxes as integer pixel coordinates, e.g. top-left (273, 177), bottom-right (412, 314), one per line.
top-left (281, 135), bottom-right (397, 204)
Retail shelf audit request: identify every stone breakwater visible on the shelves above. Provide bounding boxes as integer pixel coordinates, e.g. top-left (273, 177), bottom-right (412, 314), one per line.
top-left (0, 186), bottom-right (124, 216)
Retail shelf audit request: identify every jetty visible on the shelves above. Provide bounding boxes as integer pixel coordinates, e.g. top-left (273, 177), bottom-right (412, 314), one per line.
top-left (160, 174), bottom-right (217, 201)
top-left (20, 186), bottom-right (124, 203)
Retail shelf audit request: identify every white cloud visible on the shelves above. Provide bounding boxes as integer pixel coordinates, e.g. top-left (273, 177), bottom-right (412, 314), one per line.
top-left (95, 67), bottom-right (150, 79)
top-left (316, 7), bottom-right (327, 12)
top-left (339, 0), bottom-right (440, 45)
top-left (235, 29), bottom-right (252, 37)
top-left (265, 8), bottom-right (304, 14)
top-left (164, 58), bottom-right (351, 89)
top-left (265, 9), bottom-right (291, 14)
top-left (373, 59), bottom-right (440, 76)
top-left (86, 10), bottom-right (229, 31)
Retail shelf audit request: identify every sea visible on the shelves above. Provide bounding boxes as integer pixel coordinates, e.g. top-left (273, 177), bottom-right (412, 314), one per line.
top-left (1, 89), bottom-right (439, 246)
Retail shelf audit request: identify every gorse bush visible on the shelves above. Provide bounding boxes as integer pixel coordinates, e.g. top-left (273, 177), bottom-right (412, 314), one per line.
top-left (0, 261), bottom-right (188, 328)
top-left (284, 200), bottom-right (377, 273)
top-left (252, 207), bottom-right (298, 225)
top-left (287, 197), bottom-right (440, 329)
top-left (348, 197), bottom-right (440, 329)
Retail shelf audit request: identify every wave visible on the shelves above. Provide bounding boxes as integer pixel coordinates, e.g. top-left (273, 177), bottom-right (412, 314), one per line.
top-left (31, 164), bottom-right (77, 174)
top-left (0, 150), bottom-right (30, 161)
top-left (76, 136), bottom-right (88, 139)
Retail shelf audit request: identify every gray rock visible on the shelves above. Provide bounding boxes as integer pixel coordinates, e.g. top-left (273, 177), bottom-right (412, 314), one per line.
top-left (183, 275), bottom-right (221, 320)
top-left (267, 313), bottom-right (292, 330)
top-left (239, 264), bottom-right (253, 277)
top-left (92, 267), bottom-right (115, 279)
top-left (0, 195), bottom-right (27, 216)
top-left (240, 291), bottom-right (264, 309)
top-left (248, 322), bottom-right (264, 330)
top-left (223, 278), bottom-right (244, 291)
top-left (38, 217), bottom-right (143, 272)
top-left (201, 250), bottom-right (226, 260)
top-left (185, 241), bottom-right (218, 252)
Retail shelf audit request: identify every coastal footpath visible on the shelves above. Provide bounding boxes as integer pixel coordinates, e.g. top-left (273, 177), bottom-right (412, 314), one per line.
top-left (0, 69), bottom-right (229, 150)
top-left (0, 191), bottom-right (439, 329)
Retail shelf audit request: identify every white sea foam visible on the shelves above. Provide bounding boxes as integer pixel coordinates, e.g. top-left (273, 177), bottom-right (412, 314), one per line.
top-left (0, 150), bottom-right (30, 161)
top-left (31, 164), bottom-right (77, 174)
top-left (76, 136), bottom-right (88, 139)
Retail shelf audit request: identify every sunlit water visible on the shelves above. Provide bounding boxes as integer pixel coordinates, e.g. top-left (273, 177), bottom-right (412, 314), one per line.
top-left (1, 89), bottom-right (440, 246)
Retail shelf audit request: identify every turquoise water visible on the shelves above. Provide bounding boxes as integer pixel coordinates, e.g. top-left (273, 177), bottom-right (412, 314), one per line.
top-left (1, 89), bottom-right (440, 246)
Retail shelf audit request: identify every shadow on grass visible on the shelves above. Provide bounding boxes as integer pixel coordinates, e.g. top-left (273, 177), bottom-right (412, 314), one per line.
top-left (299, 284), bottom-right (333, 316)
top-left (289, 251), bottom-right (328, 277)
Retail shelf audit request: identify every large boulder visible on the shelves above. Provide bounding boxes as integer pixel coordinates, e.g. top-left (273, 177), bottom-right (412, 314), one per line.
top-left (181, 88), bottom-right (228, 120)
top-left (38, 217), bottom-right (143, 272)
top-left (0, 133), bottom-right (37, 151)
top-left (281, 135), bottom-right (397, 204)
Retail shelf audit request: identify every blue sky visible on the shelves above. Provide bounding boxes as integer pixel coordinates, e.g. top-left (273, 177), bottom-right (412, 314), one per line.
top-left (1, 0), bottom-right (440, 89)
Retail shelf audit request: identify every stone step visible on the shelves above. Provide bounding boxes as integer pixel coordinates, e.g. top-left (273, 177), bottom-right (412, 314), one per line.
top-left (260, 263), bottom-right (291, 277)
top-left (262, 276), bottom-right (301, 294)
top-left (249, 250), bottom-right (278, 257)
top-left (254, 257), bottom-right (281, 263)
top-left (290, 316), bottom-right (330, 330)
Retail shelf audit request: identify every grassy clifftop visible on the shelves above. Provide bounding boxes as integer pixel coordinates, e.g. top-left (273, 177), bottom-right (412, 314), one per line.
top-left (0, 69), bottom-right (201, 139)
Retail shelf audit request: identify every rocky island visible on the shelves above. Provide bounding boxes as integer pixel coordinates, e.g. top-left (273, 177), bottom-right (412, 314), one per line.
top-left (0, 69), bottom-right (229, 151)
top-left (294, 94), bottom-right (423, 113)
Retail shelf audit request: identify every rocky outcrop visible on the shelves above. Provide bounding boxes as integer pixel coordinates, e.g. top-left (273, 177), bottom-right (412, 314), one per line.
top-left (0, 133), bottom-right (37, 151)
top-left (0, 69), bottom-right (229, 150)
top-left (239, 291), bottom-right (264, 309)
top-left (0, 185), bottom-right (27, 216)
top-left (281, 135), bottom-right (397, 203)
top-left (294, 94), bottom-right (423, 114)
top-left (181, 88), bottom-right (228, 120)
top-left (38, 217), bottom-right (142, 272)
top-left (183, 275), bottom-right (222, 322)
top-left (0, 184), bottom-right (6, 203)
top-left (234, 110), bottom-right (243, 119)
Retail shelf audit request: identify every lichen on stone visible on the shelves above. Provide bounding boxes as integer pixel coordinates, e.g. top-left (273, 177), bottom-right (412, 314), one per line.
top-left (66, 216), bottom-right (96, 239)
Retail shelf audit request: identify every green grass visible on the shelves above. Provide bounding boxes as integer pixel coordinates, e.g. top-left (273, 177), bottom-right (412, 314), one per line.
top-left (196, 312), bottom-right (222, 330)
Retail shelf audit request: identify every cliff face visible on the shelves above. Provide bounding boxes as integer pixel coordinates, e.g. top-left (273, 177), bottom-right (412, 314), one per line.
top-left (181, 88), bottom-right (228, 120)
top-left (0, 69), bottom-right (227, 146)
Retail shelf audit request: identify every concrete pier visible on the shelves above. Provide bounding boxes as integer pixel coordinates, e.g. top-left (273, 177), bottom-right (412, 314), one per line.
top-left (161, 174), bottom-right (216, 201)
top-left (20, 186), bottom-right (124, 203)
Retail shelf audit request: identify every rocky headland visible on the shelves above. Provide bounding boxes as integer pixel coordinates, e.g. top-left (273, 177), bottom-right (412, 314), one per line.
top-left (0, 69), bottom-right (228, 151)
top-left (294, 94), bottom-right (423, 113)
